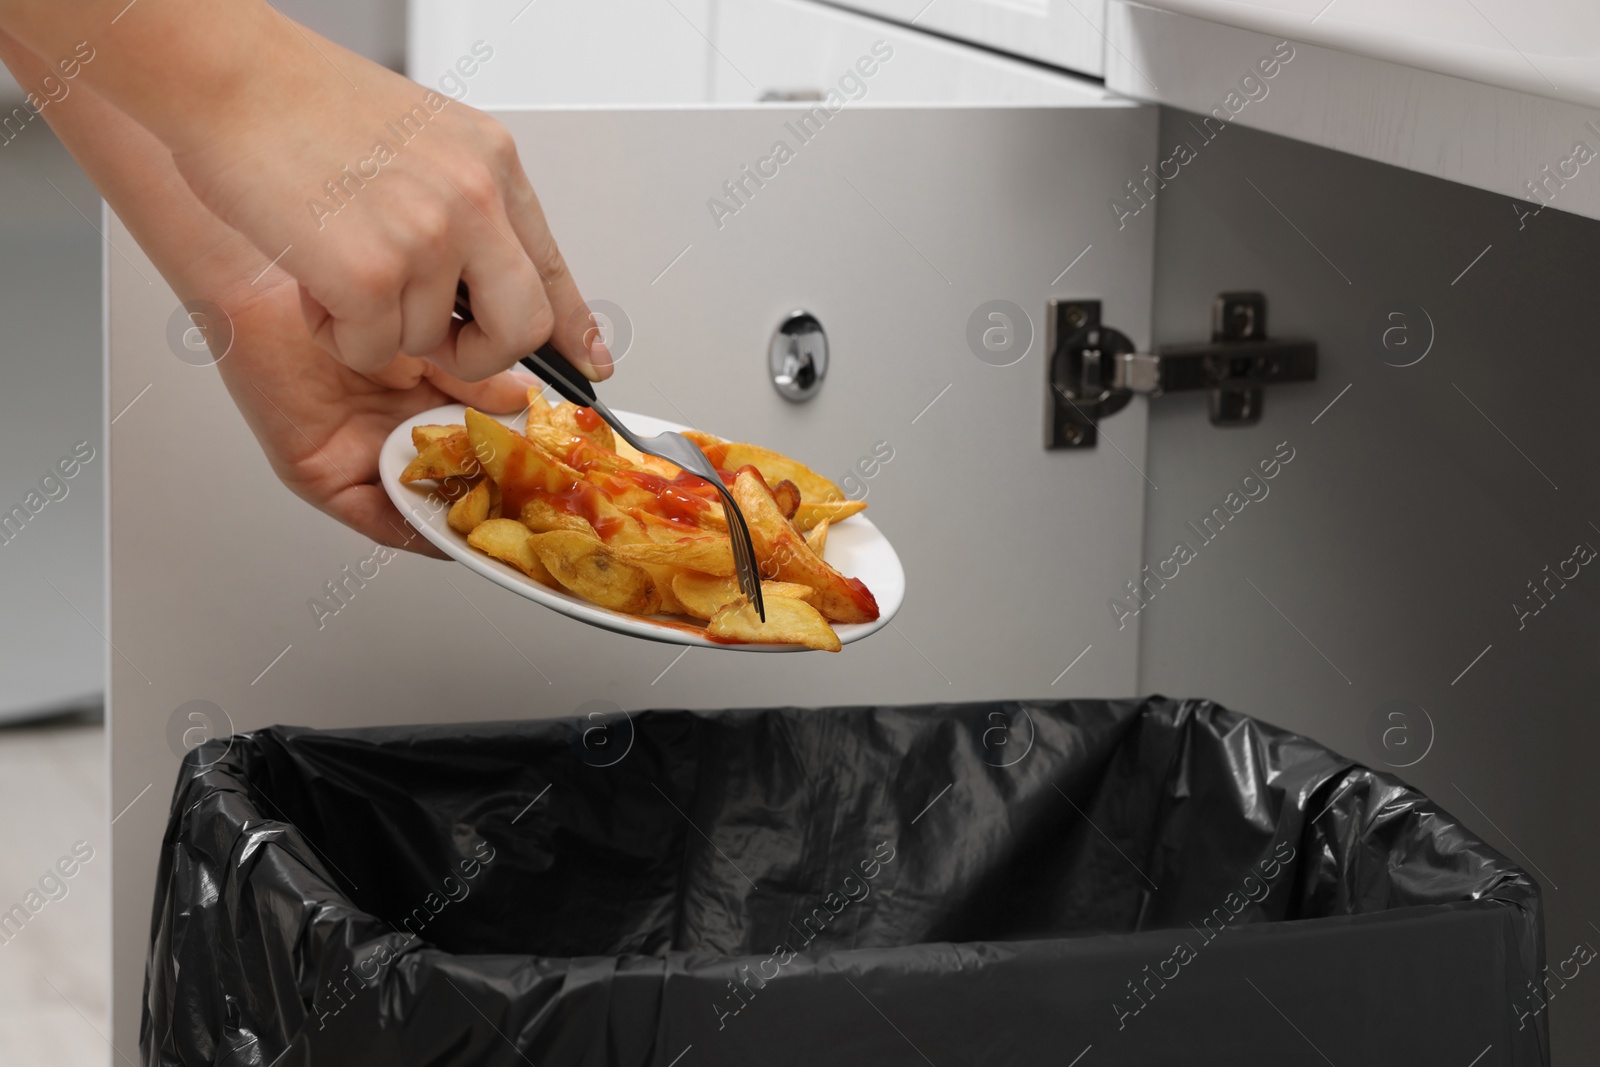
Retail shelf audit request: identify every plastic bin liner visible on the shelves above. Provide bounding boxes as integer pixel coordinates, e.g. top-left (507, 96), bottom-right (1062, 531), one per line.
top-left (142, 697), bottom-right (1546, 1066)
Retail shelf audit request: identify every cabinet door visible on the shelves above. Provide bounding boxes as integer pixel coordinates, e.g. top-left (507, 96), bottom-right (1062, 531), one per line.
top-left (105, 13), bottom-right (1157, 1055)
top-left (406, 0), bottom-right (716, 105)
top-left (821, 0), bottom-right (1109, 76)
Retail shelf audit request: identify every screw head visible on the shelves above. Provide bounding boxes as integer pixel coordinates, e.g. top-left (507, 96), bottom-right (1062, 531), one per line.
top-left (1065, 306), bottom-right (1088, 329)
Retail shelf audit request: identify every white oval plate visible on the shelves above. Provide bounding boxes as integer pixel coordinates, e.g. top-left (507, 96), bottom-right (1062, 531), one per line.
top-left (379, 403), bottom-right (905, 651)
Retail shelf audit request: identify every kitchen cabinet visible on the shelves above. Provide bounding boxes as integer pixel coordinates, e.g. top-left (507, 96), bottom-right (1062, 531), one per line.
top-left (106, 0), bottom-right (1598, 1061)
top-left (1105, 2), bottom-right (1600, 225)
top-left (409, 0), bottom-right (1600, 223)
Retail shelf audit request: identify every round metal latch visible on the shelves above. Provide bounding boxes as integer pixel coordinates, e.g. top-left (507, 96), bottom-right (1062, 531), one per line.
top-left (769, 311), bottom-right (827, 402)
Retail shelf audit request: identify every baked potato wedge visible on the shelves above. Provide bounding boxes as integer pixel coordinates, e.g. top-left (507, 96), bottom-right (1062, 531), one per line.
top-left (733, 469), bottom-right (878, 624)
top-left (613, 536), bottom-right (735, 577)
top-left (467, 519), bottom-right (556, 585)
top-left (551, 401), bottom-right (616, 453)
top-left (519, 497), bottom-right (597, 536)
top-left (447, 478), bottom-right (499, 535)
top-left (805, 517), bottom-right (829, 558)
top-left (671, 571), bottom-right (815, 621)
top-left (401, 425), bottom-right (481, 482)
top-left (525, 386), bottom-right (553, 435)
top-left (707, 594), bottom-right (842, 652)
top-left (792, 497), bottom-right (867, 532)
top-left (531, 529), bottom-right (660, 614)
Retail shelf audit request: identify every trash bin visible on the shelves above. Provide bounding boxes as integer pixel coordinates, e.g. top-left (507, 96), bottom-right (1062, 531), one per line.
top-left (142, 697), bottom-right (1546, 1066)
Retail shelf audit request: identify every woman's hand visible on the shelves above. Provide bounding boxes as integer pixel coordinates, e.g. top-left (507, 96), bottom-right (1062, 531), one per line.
top-left (143, 186), bottom-right (539, 555)
top-left (0, 0), bottom-right (609, 383)
top-left (0, 28), bottom-right (551, 551)
top-left (171, 36), bottom-right (610, 385)
top-left (210, 264), bottom-right (536, 555)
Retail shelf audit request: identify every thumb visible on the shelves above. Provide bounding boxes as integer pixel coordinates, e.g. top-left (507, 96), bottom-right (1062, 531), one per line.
top-left (428, 362), bottom-right (544, 414)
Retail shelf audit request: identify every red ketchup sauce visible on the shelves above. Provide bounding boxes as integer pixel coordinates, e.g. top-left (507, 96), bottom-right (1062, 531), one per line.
top-left (525, 480), bottom-right (624, 540)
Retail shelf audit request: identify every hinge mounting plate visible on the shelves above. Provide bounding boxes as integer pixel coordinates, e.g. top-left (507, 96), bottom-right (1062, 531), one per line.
top-left (1046, 292), bottom-right (1317, 450)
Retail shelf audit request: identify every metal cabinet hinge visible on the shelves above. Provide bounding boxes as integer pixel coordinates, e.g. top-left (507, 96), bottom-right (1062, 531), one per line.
top-left (1045, 292), bottom-right (1317, 449)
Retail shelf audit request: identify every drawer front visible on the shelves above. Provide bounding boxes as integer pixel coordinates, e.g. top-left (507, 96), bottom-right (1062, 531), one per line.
top-left (822, 0), bottom-right (1108, 76)
top-left (407, 0), bottom-right (1114, 106)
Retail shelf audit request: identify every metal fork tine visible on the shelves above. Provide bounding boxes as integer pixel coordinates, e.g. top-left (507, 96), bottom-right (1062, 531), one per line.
top-left (718, 486), bottom-right (765, 621)
top-left (725, 504), bottom-right (743, 567)
top-left (718, 485), bottom-right (765, 621)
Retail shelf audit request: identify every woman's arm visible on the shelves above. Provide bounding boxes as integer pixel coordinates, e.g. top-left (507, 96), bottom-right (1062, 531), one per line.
top-left (0, 30), bottom-right (535, 551)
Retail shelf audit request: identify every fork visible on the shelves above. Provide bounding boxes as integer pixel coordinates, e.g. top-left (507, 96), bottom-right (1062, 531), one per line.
top-left (451, 290), bottom-right (766, 621)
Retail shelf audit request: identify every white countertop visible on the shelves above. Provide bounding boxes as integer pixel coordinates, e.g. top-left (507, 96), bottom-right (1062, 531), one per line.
top-left (1109, 1), bottom-right (1600, 224)
top-left (1134, 0), bottom-right (1600, 110)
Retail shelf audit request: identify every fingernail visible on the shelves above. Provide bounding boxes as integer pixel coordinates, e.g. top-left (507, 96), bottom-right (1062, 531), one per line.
top-left (588, 335), bottom-right (614, 377)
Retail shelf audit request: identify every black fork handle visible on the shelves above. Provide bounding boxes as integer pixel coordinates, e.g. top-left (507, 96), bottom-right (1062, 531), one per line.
top-left (452, 284), bottom-right (596, 407)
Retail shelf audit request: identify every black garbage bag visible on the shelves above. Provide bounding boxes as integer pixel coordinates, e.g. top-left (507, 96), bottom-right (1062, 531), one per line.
top-left (142, 697), bottom-right (1546, 1066)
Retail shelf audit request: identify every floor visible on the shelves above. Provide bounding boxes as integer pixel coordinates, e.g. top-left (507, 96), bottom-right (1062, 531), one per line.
top-left (0, 717), bottom-right (111, 1065)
